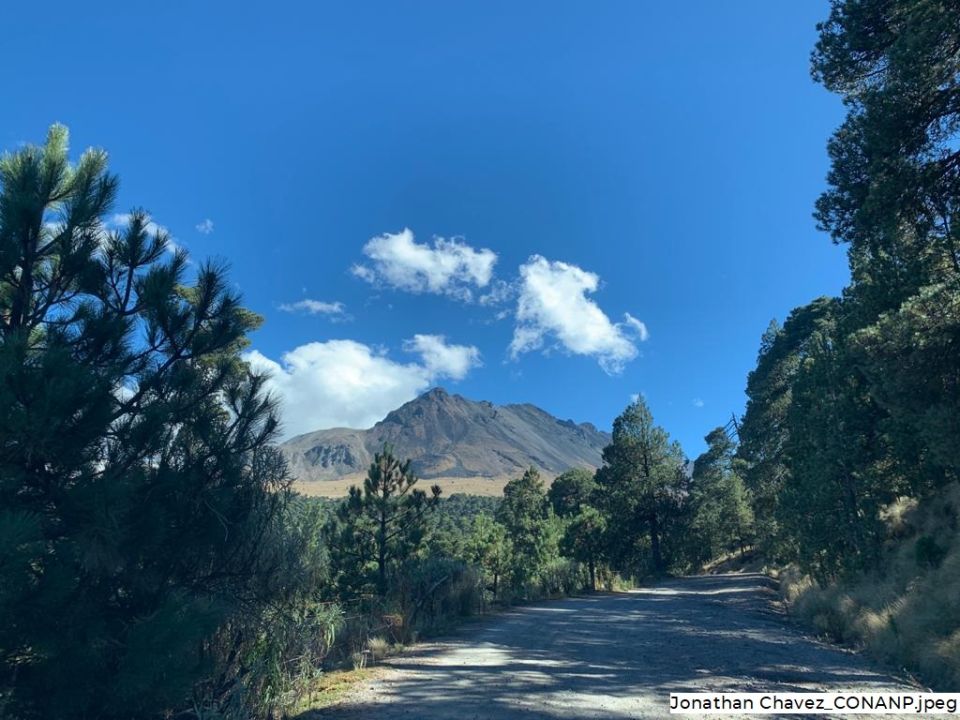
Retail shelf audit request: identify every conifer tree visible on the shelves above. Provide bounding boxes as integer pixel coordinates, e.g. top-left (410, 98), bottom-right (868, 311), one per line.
top-left (736, 299), bottom-right (836, 555)
top-left (497, 467), bottom-right (553, 592)
top-left (690, 428), bottom-right (754, 561)
top-left (328, 447), bottom-right (441, 595)
top-left (547, 467), bottom-right (597, 518)
top-left (595, 397), bottom-right (685, 575)
top-left (813, 0), bottom-right (960, 310)
top-left (560, 505), bottom-right (607, 591)
top-left (464, 513), bottom-right (512, 598)
top-left (0, 126), bottom-right (291, 719)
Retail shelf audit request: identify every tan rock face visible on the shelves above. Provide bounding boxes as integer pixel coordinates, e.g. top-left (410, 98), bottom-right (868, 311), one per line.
top-left (281, 387), bottom-right (610, 484)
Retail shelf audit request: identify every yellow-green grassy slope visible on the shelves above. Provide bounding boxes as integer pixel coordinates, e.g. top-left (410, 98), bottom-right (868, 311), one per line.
top-left (782, 484), bottom-right (960, 688)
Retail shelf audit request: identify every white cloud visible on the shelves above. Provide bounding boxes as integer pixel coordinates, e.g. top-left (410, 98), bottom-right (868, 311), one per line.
top-left (403, 334), bottom-right (481, 379)
top-left (195, 218), bottom-right (215, 234)
top-left (623, 312), bottom-right (650, 342)
top-left (278, 299), bottom-right (347, 318)
top-left (478, 279), bottom-right (515, 306)
top-left (351, 264), bottom-right (376, 283)
top-left (245, 335), bottom-right (482, 439)
top-left (509, 255), bottom-right (648, 374)
top-left (352, 228), bottom-right (497, 301)
top-left (692, 398), bottom-right (705, 408)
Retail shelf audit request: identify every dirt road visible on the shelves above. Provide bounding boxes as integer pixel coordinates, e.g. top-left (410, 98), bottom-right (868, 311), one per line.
top-left (305, 573), bottom-right (917, 719)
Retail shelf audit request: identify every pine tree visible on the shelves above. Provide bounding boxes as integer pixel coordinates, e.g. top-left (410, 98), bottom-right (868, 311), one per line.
top-left (690, 428), bottom-right (754, 562)
top-left (736, 298), bottom-right (836, 555)
top-left (496, 467), bottom-right (553, 593)
top-left (560, 506), bottom-right (607, 591)
top-left (0, 126), bottom-right (291, 719)
top-left (328, 447), bottom-right (441, 596)
top-left (595, 397), bottom-right (686, 576)
top-left (464, 513), bottom-right (512, 598)
top-left (850, 283), bottom-right (960, 496)
top-left (781, 318), bottom-right (893, 579)
top-left (547, 467), bottom-right (597, 518)
top-left (813, 0), bottom-right (960, 311)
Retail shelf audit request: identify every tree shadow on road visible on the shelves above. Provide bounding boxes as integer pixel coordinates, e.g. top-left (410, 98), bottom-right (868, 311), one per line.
top-left (299, 574), bottom-right (912, 719)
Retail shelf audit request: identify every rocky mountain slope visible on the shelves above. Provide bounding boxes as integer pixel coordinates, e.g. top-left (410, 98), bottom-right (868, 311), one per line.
top-left (281, 388), bottom-right (610, 483)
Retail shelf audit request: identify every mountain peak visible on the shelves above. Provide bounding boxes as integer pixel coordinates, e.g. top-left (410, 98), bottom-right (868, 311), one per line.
top-left (415, 386), bottom-right (459, 405)
top-left (281, 391), bottom-right (610, 485)
top-left (378, 387), bottom-right (469, 427)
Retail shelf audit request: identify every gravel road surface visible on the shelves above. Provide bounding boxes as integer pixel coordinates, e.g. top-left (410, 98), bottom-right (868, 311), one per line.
top-left (304, 573), bottom-right (918, 719)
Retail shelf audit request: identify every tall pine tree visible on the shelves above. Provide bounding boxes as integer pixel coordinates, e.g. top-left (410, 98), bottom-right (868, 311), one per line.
top-left (328, 447), bottom-right (441, 596)
top-left (0, 126), bottom-right (291, 719)
top-left (595, 397), bottom-right (686, 576)
top-left (690, 428), bottom-right (754, 562)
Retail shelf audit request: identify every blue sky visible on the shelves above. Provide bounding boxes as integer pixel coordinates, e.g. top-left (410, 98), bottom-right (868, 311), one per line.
top-left (2, 1), bottom-right (849, 458)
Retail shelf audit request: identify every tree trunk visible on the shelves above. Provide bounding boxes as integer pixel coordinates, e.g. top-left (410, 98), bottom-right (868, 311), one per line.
top-left (378, 508), bottom-right (388, 595)
top-left (9, 232), bottom-right (36, 333)
top-left (649, 514), bottom-right (663, 574)
top-left (588, 558), bottom-right (596, 591)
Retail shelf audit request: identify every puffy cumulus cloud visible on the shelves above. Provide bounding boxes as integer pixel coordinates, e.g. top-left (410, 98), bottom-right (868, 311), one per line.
top-left (509, 255), bottom-right (649, 374)
top-left (278, 299), bottom-right (348, 319)
top-left (351, 228), bottom-right (497, 301)
top-left (195, 218), bottom-right (215, 234)
top-left (244, 335), bottom-right (482, 439)
top-left (403, 334), bottom-right (481, 379)
top-left (692, 398), bottom-right (705, 408)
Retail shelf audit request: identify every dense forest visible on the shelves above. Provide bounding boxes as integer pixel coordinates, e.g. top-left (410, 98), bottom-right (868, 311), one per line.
top-left (734, 0), bottom-right (960, 687)
top-left (1, 0), bottom-right (958, 717)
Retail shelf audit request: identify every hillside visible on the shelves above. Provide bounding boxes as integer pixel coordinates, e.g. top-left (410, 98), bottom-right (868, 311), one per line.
top-left (281, 387), bottom-right (610, 484)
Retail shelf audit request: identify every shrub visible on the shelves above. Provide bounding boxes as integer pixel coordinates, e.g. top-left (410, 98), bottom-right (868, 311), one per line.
top-left (394, 557), bottom-right (483, 636)
top-left (366, 637), bottom-right (390, 663)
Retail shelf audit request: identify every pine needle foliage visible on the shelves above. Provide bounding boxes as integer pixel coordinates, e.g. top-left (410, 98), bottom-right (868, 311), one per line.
top-left (595, 397), bottom-right (687, 576)
top-left (0, 126), bottom-right (292, 719)
top-left (327, 447), bottom-right (441, 596)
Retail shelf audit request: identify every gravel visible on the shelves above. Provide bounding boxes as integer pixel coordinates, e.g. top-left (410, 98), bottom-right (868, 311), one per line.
top-left (304, 573), bottom-right (919, 719)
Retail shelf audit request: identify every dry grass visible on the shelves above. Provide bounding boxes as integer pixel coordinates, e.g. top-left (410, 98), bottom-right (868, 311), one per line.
top-left (366, 636), bottom-right (393, 663)
top-left (702, 547), bottom-right (773, 575)
top-left (879, 496), bottom-right (919, 538)
top-left (293, 472), bottom-right (562, 498)
top-left (289, 667), bottom-right (383, 714)
top-left (781, 484), bottom-right (960, 689)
